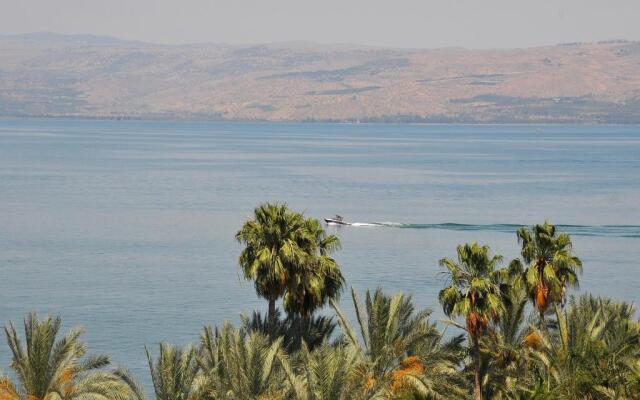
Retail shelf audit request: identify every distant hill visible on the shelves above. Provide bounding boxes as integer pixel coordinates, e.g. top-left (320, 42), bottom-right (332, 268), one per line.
top-left (1, 33), bottom-right (639, 123)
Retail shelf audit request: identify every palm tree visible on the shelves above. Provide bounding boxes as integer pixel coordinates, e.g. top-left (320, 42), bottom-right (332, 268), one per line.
top-left (282, 217), bottom-right (344, 319)
top-left (332, 288), bottom-right (465, 399)
top-left (241, 309), bottom-right (336, 353)
top-left (236, 203), bottom-right (310, 331)
top-left (198, 323), bottom-right (285, 399)
top-left (236, 203), bottom-right (344, 331)
top-left (283, 221), bottom-right (343, 318)
top-left (280, 341), bottom-right (361, 400)
top-left (438, 242), bottom-right (507, 400)
top-left (116, 344), bottom-right (201, 400)
top-left (480, 284), bottom-right (532, 399)
top-left (515, 221), bottom-right (582, 329)
top-left (301, 218), bottom-right (341, 258)
top-left (2, 312), bottom-right (130, 400)
top-left (527, 295), bottom-right (640, 398)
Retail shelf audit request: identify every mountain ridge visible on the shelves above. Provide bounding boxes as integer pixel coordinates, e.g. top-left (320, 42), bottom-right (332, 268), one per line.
top-left (1, 33), bottom-right (639, 123)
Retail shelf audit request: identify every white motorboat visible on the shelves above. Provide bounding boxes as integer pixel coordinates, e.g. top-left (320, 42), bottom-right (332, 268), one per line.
top-left (324, 215), bottom-right (349, 225)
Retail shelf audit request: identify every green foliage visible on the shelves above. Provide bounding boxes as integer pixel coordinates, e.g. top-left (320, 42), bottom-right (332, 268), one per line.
top-left (438, 242), bottom-right (508, 336)
top-left (332, 288), bottom-right (466, 399)
top-left (479, 284), bottom-right (532, 399)
top-left (438, 242), bottom-right (511, 399)
top-left (241, 309), bottom-right (336, 353)
top-left (235, 203), bottom-right (344, 328)
top-left (197, 323), bottom-right (285, 399)
top-left (280, 341), bottom-right (361, 400)
top-left (2, 312), bottom-right (130, 400)
top-left (236, 203), bottom-right (309, 319)
top-left (528, 295), bottom-right (640, 398)
top-left (146, 344), bottom-right (200, 400)
top-left (3, 216), bottom-right (640, 400)
top-left (115, 344), bottom-right (201, 400)
top-left (514, 221), bottom-right (582, 327)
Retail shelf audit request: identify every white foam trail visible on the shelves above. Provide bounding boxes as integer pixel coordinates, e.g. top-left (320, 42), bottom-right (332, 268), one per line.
top-left (350, 222), bottom-right (381, 227)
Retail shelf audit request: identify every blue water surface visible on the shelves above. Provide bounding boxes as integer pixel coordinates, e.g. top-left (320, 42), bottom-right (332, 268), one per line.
top-left (1, 119), bottom-right (639, 385)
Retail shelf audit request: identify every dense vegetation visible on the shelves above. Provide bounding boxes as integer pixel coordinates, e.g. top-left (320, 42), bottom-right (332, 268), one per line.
top-left (2, 203), bottom-right (639, 399)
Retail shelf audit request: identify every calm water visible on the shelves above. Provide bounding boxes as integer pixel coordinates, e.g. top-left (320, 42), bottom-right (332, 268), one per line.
top-left (1, 119), bottom-right (639, 383)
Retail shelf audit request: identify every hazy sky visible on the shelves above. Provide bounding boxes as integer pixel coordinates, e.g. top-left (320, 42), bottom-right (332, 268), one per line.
top-left (1, 0), bottom-right (638, 48)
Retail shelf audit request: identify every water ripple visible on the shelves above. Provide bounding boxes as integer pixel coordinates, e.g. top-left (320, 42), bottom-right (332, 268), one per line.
top-left (347, 222), bottom-right (640, 238)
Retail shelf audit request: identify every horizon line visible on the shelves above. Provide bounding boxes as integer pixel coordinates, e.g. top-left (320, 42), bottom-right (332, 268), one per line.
top-left (1, 31), bottom-right (638, 52)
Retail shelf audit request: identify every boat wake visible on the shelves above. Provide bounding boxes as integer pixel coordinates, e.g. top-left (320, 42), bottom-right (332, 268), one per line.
top-left (349, 222), bottom-right (381, 227)
top-left (338, 222), bottom-right (640, 238)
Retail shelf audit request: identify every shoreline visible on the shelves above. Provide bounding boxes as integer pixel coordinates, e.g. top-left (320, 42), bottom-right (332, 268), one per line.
top-left (2, 115), bottom-right (640, 126)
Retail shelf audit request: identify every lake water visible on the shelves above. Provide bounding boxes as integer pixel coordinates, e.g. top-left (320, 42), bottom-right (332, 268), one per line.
top-left (1, 119), bottom-right (639, 384)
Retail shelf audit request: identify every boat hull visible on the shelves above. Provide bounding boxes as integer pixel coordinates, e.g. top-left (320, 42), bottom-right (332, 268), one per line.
top-left (324, 218), bottom-right (349, 225)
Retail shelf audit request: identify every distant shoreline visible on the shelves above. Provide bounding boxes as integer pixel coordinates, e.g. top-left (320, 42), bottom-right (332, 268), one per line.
top-left (2, 114), bottom-right (640, 125)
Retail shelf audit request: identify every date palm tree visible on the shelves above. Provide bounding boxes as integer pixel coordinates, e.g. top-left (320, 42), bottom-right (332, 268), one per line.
top-left (1, 312), bottom-right (130, 400)
top-left (527, 295), bottom-right (640, 398)
top-left (480, 284), bottom-right (532, 399)
top-left (515, 222), bottom-right (582, 329)
top-left (241, 309), bottom-right (336, 353)
top-left (279, 341), bottom-right (361, 400)
top-left (332, 288), bottom-right (465, 399)
top-left (115, 344), bottom-right (201, 400)
top-left (197, 323), bottom-right (285, 399)
top-left (438, 242), bottom-right (507, 400)
top-left (236, 203), bottom-right (310, 331)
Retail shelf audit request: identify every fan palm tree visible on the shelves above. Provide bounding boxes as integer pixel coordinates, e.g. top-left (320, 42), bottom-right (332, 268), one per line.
top-left (514, 221), bottom-right (582, 329)
top-left (282, 217), bottom-right (344, 318)
top-left (237, 203), bottom-right (344, 331)
top-left (197, 323), bottom-right (285, 399)
top-left (236, 203), bottom-right (310, 331)
top-left (283, 257), bottom-right (343, 319)
top-left (241, 309), bottom-right (336, 353)
top-left (331, 288), bottom-right (465, 399)
top-left (438, 242), bottom-right (508, 400)
top-left (115, 344), bottom-right (201, 400)
top-left (1, 312), bottom-right (130, 400)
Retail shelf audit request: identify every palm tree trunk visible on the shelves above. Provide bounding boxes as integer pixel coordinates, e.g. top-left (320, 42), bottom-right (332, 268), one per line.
top-left (473, 335), bottom-right (482, 400)
top-left (300, 313), bottom-right (310, 344)
top-left (268, 298), bottom-right (276, 334)
top-left (539, 308), bottom-right (546, 331)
